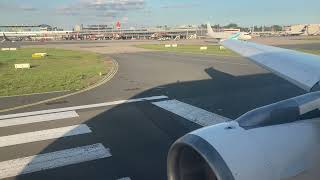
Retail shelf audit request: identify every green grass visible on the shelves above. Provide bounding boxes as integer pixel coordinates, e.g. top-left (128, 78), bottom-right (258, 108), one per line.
top-left (136, 44), bottom-right (238, 56)
top-left (0, 48), bottom-right (111, 96)
top-left (137, 44), bottom-right (320, 56)
top-left (298, 36), bottom-right (320, 41)
top-left (296, 49), bottom-right (320, 55)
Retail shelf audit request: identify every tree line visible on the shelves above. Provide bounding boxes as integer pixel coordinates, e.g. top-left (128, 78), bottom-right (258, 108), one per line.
top-left (200, 23), bottom-right (283, 32)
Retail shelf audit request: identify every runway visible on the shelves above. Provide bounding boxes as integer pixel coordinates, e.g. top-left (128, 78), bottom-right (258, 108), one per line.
top-left (0, 40), bottom-right (318, 179)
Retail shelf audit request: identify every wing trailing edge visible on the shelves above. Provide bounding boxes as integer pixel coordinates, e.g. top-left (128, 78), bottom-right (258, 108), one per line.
top-left (221, 39), bottom-right (320, 91)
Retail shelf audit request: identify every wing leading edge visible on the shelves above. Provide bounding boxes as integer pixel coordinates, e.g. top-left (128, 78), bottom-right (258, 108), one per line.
top-left (221, 39), bottom-right (320, 92)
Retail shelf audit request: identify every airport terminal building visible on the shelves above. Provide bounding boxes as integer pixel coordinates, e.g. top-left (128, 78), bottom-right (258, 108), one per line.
top-left (0, 24), bottom-right (63, 32)
top-left (1, 23), bottom-right (319, 41)
top-left (70, 24), bottom-right (206, 40)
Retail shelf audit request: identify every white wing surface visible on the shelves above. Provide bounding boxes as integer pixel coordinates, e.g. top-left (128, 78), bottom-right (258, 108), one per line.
top-left (221, 39), bottom-right (320, 91)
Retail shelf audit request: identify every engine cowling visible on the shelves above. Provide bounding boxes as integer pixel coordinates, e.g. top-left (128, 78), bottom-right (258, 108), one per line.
top-left (167, 93), bottom-right (320, 180)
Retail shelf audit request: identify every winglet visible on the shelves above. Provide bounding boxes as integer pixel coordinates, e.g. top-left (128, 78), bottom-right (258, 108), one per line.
top-left (228, 32), bottom-right (241, 40)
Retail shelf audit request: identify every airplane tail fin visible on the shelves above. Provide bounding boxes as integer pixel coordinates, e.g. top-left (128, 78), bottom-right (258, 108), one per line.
top-left (228, 32), bottom-right (241, 40)
top-left (207, 23), bottom-right (215, 36)
top-left (206, 23), bottom-right (243, 41)
top-left (3, 33), bottom-right (11, 42)
top-left (206, 23), bottom-right (226, 40)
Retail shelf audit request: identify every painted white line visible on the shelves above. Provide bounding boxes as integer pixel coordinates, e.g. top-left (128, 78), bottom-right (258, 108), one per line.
top-left (153, 100), bottom-right (231, 126)
top-left (0, 124), bottom-right (91, 148)
top-left (0, 143), bottom-right (111, 179)
top-left (0, 95), bottom-right (168, 120)
top-left (0, 111), bottom-right (79, 128)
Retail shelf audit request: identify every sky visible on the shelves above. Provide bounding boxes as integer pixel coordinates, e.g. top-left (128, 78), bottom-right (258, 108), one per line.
top-left (0, 0), bottom-right (319, 29)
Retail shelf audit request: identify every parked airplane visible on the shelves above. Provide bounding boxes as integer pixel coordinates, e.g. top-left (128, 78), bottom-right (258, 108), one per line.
top-left (206, 23), bottom-right (252, 41)
top-left (0, 31), bottom-right (71, 42)
top-left (284, 31), bottom-right (305, 36)
top-left (1, 33), bottom-right (25, 42)
top-left (167, 25), bottom-right (320, 180)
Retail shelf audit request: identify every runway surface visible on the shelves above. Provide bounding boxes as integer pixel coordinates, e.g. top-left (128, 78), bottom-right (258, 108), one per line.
top-left (0, 40), bottom-right (318, 180)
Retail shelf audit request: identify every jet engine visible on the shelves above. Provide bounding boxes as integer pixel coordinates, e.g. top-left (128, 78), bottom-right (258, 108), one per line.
top-left (167, 92), bottom-right (320, 180)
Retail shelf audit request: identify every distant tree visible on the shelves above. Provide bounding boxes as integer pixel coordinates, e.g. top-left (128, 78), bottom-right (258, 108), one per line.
top-left (240, 27), bottom-right (250, 32)
top-left (212, 24), bottom-right (220, 28)
top-left (254, 26), bottom-right (263, 32)
top-left (271, 25), bottom-right (283, 31)
top-left (199, 24), bottom-right (220, 28)
top-left (224, 23), bottom-right (239, 28)
top-left (200, 24), bottom-right (207, 28)
top-left (263, 26), bottom-right (272, 31)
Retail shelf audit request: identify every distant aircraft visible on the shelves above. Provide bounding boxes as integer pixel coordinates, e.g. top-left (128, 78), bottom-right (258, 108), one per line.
top-left (283, 25), bottom-right (307, 36)
top-left (1, 33), bottom-right (24, 43)
top-left (0, 31), bottom-right (66, 42)
top-left (207, 23), bottom-right (252, 41)
top-left (168, 26), bottom-right (320, 180)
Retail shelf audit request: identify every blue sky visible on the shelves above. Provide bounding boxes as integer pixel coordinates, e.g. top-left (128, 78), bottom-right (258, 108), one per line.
top-left (0, 0), bottom-right (319, 29)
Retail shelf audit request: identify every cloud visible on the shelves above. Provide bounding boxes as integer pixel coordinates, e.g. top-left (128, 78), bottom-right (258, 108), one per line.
top-left (56, 0), bottom-right (145, 19)
top-left (20, 6), bottom-right (39, 12)
top-left (0, 2), bottom-right (39, 12)
top-left (85, 0), bottom-right (145, 11)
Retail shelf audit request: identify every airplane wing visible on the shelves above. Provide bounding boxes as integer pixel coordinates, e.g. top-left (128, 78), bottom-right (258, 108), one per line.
top-left (221, 39), bottom-right (320, 91)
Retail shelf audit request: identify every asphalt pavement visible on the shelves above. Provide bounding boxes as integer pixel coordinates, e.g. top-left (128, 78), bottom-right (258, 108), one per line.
top-left (0, 41), bottom-right (318, 180)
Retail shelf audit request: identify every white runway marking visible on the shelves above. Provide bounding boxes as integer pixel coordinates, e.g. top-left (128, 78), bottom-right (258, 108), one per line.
top-left (153, 100), bottom-right (231, 126)
top-left (0, 124), bottom-right (91, 148)
top-left (0, 143), bottom-right (111, 179)
top-left (0, 111), bottom-right (78, 128)
top-left (0, 95), bottom-right (168, 120)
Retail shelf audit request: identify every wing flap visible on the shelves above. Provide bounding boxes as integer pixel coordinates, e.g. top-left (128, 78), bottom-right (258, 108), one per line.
top-left (221, 40), bottom-right (320, 91)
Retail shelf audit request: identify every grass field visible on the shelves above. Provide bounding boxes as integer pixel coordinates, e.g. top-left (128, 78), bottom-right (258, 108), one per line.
top-left (298, 36), bottom-right (320, 41)
top-left (297, 49), bottom-right (320, 55)
top-left (136, 44), bottom-right (238, 56)
top-left (137, 44), bottom-right (320, 56)
top-left (0, 48), bottom-right (111, 96)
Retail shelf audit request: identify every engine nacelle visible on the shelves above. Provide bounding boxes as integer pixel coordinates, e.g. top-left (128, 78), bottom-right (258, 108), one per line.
top-left (168, 120), bottom-right (320, 180)
top-left (168, 93), bottom-right (320, 180)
